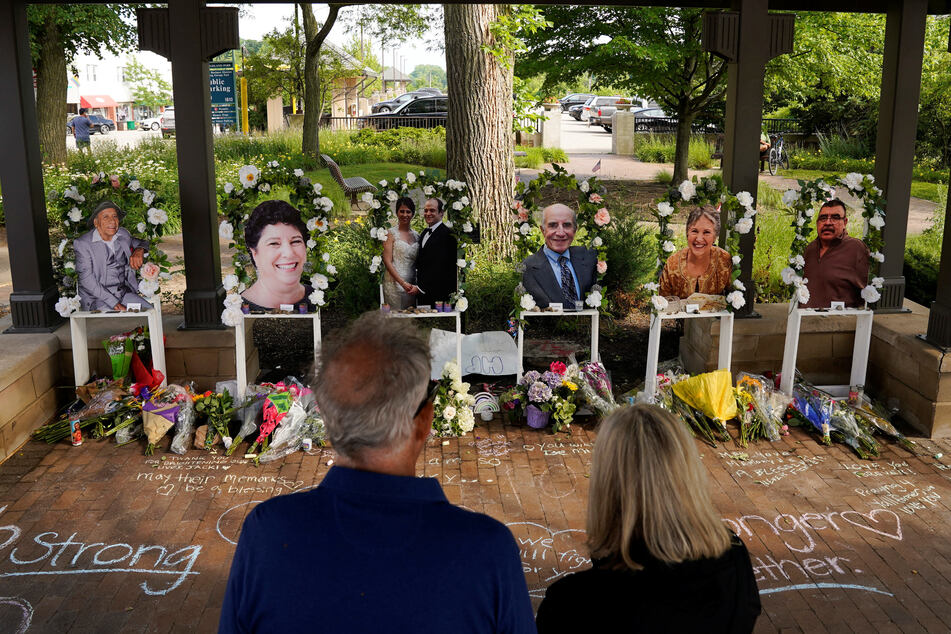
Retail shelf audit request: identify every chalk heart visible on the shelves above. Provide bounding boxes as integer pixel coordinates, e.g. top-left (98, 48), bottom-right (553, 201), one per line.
top-left (280, 479), bottom-right (305, 491)
top-left (839, 509), bottom-right (903, 541)
top-left (222, 466), bottom-right (230, 471)
top-left (505, 521), bottom-right (591, 601)
top-left (156, 484), bottom-right (174, 496)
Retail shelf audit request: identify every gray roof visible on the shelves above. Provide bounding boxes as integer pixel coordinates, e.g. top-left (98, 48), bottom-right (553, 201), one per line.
top-left (381, 66), bottom-right (412, 82)
top-left (323, 41), bottom-right (380, 78)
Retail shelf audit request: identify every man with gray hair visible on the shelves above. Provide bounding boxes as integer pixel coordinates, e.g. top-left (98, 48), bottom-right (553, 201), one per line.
top-left (219, 311), bottom-right (536, 633)
top-left (521, 203), bottom-right (597, 308)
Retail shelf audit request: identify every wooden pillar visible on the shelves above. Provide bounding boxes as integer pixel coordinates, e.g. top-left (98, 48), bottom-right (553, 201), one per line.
top-left (873, 0), bottom-right (927, 312)
top-left (705, 3), bottom-right (793, 317)
top-left (0, 0), bottom-right (61, 332)
top-left (138, 2), bottom-right (238, 329)
top-left (925, 165), bottom-right (951, 348)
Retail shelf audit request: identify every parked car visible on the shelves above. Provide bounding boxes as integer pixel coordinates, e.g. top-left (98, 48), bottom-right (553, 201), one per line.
top-left (591, 98), bottom-right (653, 132)
top-left (139, 116), bottom-right (162, 131)
top-left (359, 95), bottom-right (448, 130)
top-left (66, 113), bottom-right (116, 135)
top-left (371, 89), bottom-right (443, 114)
top-left (160, 107), bottom-right (175, 138)
top-left (583, 96), bottom-right (627, 123)
top-left (559, 93), bottom-right (594, 112)
top-left (631, 107), bottom-right (671, 132)
top-left (568, 97), bottom-right (596, 121)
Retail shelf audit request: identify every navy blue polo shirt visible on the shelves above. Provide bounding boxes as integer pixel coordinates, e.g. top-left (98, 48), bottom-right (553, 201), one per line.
top-left (220, 466), bottom-right (536, 633)
top-left (71, 115), bottom-right (93, 140)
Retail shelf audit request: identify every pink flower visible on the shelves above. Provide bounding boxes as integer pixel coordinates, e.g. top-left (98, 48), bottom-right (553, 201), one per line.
top-left (517, 209), bottom-right (529, 222)
top-left (512, 200), bottom-right (523, 210)
top-left (594, 208), bottom-right (611, 227)
top-left (140, 262), bottom-right (161, 282)
top-left (109, 175), bottom-right (121, 189)
top-left (597, 260), bottom-right (607, 275)
top-left (550, 361), bottom-right (567, 375)
top-left (589, 193), bottom-right (603, 204)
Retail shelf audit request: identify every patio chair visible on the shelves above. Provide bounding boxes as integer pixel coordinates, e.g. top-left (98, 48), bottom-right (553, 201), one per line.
top-left (321, 154), bottom-right (377, 209)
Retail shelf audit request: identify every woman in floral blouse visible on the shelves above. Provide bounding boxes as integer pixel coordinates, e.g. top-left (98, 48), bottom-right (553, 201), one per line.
top-left (659, 205), bottom-right (732, 298)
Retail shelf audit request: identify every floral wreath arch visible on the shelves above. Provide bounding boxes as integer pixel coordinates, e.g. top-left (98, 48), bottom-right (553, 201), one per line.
top-left (47, 172), bottom-right (175, 317)
top-left (510, 163), bottom-right (611, 322)
top-left (645, 177), bottom-right (755, 314)
top-left (362, 170), bottom-right (478, 311)
top-left (217, 161), bottom-right (339, 326)
top-left (780, 172), bottom-right (885, 307)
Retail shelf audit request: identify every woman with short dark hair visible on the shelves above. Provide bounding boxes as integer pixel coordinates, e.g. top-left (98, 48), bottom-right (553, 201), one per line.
top-left (535, 404), bottom-right (761, 633)
top-left (241, 200), bottom-right (315, 311)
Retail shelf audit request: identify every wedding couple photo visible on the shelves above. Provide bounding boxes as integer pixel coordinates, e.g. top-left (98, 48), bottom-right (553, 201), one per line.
top-left (381, 196), bottom-right (458, 309)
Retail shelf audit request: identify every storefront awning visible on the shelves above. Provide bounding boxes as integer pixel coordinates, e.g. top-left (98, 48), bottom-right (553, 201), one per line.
top-left (80, 94), bottom-right (118, 109)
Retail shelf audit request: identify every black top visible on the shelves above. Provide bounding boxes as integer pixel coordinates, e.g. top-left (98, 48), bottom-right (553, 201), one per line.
top-left (415, 223), bottom-right (458, 304)
top-left (535, 533), bottom-right (761, 634)
top-left (242, 283), bottom-right (317, 313)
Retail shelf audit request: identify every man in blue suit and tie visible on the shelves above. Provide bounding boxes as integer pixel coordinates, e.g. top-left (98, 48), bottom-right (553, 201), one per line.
top-left (73, 201), bottom-right (152, 311)
top-left (521, 203), bottom-right (597, 309)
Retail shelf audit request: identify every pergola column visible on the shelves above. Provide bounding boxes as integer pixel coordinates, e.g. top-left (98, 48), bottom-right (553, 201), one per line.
top-left (924, 165), bottom-right (951, 348)
top-left (873, 0), bottom-right (928, 312)
top-left (0, 0), bottom-right (61, 332)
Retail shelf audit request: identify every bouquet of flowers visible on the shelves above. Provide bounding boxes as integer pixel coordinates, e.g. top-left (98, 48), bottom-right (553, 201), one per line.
top-left (672, 369), bottom-right (737, 439)
top-left (500, 362), bottom-right (579, 433)
top-left (142, 384), bottom-right (194, 455)
top-left (847, 394), bottom-right (916, 453)
top-left (787, 378), bottom-right (879, 459)
top-left (734, 372), bottom-right (789, 445)
top-left (576, 361), bottom-right (618, 416)
top-left (193, 388), bottom-right (246, 450)
top-left (244, 377), bottom-right (312, 457)
top-left (32, 387), bottom-right (138, 444)
top-left (431, 362), bottom-right (476, 437)
top-left (650, 367), bottom-right (726, 447)
top-left (103, 332), bottom-right (135, 381)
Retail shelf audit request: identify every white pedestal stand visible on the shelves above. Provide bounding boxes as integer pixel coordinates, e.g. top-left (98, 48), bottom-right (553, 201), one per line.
top-left (779, 303), bottom-right (873, 398)
top-left (234, 311), bottom-right (321, 400)
top-left (516, 309), bottom-right (600, 382)
top-left (380, 284), bottom-right (462, 368)
top-left (643, 310), bottom-right (734, 402)
top-left (70, 303), bottom-right (167, 388)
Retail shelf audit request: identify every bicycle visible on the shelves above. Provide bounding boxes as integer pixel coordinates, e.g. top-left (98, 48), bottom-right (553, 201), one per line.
top-left (767, 132), bottom-right (790, 175)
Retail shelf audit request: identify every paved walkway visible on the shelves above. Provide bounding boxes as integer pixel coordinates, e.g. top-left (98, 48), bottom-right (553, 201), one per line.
top-left (1, 417), bottom-right (950, 632)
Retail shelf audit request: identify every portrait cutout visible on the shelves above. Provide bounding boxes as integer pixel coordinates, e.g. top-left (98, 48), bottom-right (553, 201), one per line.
top-left (521, 203), bottom-right (597, 309)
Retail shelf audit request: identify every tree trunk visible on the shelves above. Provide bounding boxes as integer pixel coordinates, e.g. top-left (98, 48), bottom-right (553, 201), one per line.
top-left (445, 4), bottom-right (515, 261)
top-left (672, 108), bottom-right (695, 185)
top-left (36, 15), bottom-right (67, 165)
top-left (301, 3), bottom-right (343, 159)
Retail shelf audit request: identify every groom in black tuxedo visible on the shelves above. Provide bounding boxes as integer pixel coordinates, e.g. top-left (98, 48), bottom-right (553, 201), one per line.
top-left (415, 198), bottom-right (458, 304)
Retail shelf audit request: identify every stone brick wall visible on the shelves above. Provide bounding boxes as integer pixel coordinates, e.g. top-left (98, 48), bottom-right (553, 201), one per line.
top-left (0, 329), bottom-right (63, 461)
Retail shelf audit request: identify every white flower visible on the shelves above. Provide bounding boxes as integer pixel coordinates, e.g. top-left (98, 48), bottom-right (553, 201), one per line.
top-left (376, 228), bottom-right (389, 242)
top-left (662, 240), bottom-right (676, 253)
top-left (294, 168), bottom-right (304, 178)
top-left (224, 182), bottom-right (234, 194)
top-left (55, 295), bottom-right (80, 317)
top-left (804, 207), bottom-right (815, 218)
top-left (871, 251), bottom-right (885, 263)
top-left (308, 217), bottom-right (320, 232)
top-left (371, 200), bottom-right (381, 209)
top-left (461, 196), bottom-right (469, 206)
top-left (455, 297), bottom-right (469, 312)
top-left (309, 289), bottom-right (325, 306)
top-left (406, 172), bottom-right (417, 184)
top-left (268, 160), bottom-right (279, 168)
top-left (311, 273), bottom-right (329, 290)
top-left (379, 180), bottom-right (388, 187)
top-left (443, 405), bottom-right (457, 421)
top-left (313, 183), bottom-right (323, 194)
top-left (872, 186), bottom-right (882, 196)
top-left (579, 180), bottom-right (590, 193)
top-left (463, 222), bottom-right (473, 233)
top-left (260, 183), bottom-right (272, 193)
top-left (218, 221), bottom-right (234, 241)
top-left (238, 165), bottom-right (259, 188)
top-left (796, 216), bottom-right (806, 227)
top-left (456, 259), bottom-right (467, 268)
top-left (57, 239), bottom-right (67, 256)
top-left (790, 254), bottom-right (805, 269)
top-left (872, 276), bottom-right (884, 289)
top-left (781, 267), bottom-right (799, 285)
top-left (327, 264), bottom-right (337, 275)
top-left (443, 220), bottom-right (453, 229)
top-left (128, 180), bottom-right (141, 191)
top-left (651, 295), bottom-right (668, 311)
top-left (222, 275), bottom-right (239, 292)
top-left (307, 239), bottom-right (317, 249)
top-left (64, 186), bottom-right (84, 202)
top-left (221, 306), bottom-right (244, 327)
top-left (861, 285), bottom-right (881, 304)
top-left (735, 217), bottom-right (754, 234)
top-left (423, 185), bottom-right (435, 196)
top-left (458, 408), bottom-right (475, 433)
top-left (841, 172), bottom-right (865, 191)
top-left (585, 291), bottom-right (603, 308)
top-left (726, 290), bottom-right (746, 310)
top-left (592, 236), bottom-right (603, 247)
top-left (136, 222), bottom-right (147, 233)
top-left (138, 279), bottom-right (160, 297)
top-left (733, 279), bottom-right (746, 291)
top-left (371, 255), bottom-right (382, 266)
top-left (796, 285), bottom-right (811, 305)
top-left (781, 189), bottom-right (800, 207)
top-left (678, 180), bottom-right (696, 201)
top-left (322, 252), bottom-right (330, 262)
top-left (519, 223), bottom-right (531, 236)
top-left (147, 207), bottom-right (168, 225)
top-left (68, 207), bottom-right (82, 223)
top-left (732, 255), bottom-right (741, 266)
top-left (369, 227), bottom-right (379, 240)
top-left (520, 293), bottom-right (537, 311)
top-left (361, 192), bottom-right (374, 204)
top-left (64, 261), bottom-right (75, 270)
top-left (452, 201), bottom-right (463, 211)
top-left (868, 214), bottom-right (885, 230)
top-left (223, 293), bottom-right (243, 309)
top-left (656, 201), bottom-right (674, 217)
top-left (142, 189), bottom-right (155, 205)
top-left (643, 282), bottom-right (660, 293)
top-left (736, 191), bottom-right (754, 208)
top-left (386, 190), bottom-right (398, 202)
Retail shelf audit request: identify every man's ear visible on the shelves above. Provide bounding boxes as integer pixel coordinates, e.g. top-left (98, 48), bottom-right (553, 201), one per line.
top-left (412, 400), bottom-right (433, 443)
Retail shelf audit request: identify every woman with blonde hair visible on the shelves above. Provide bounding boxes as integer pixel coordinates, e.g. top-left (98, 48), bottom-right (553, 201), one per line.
top-left (535, 404), bottom-right (760, 633)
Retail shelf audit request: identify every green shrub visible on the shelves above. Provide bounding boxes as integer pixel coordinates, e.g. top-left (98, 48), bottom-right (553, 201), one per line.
top-left (631, 133), bottom-right (714, 169)
top-left (601, 214), bottom-right (656, 297)
top-left (462, 252), bottom-right (522, 333)
top-left (325, 220), bottom-right (379, 319)
top-left (903, 205), bottom-right (944, 306)
top-left (514, 146), bottom-right (568, 169)
top-left (816, 132), bottom-right (871, 160)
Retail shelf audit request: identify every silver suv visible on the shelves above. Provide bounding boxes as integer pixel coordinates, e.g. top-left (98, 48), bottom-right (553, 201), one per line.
top-left (160, 107), bottom-right (175, 138)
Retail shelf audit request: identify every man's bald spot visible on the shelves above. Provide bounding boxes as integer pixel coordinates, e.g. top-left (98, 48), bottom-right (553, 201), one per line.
top-left (321, 339), bottom-right (388, 409)
top-left (542, 203), bottom-right (576, 227)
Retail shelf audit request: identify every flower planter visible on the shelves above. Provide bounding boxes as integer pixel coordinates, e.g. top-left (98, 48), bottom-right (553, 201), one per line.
top-left (526, 404), bottom-right (550, 429)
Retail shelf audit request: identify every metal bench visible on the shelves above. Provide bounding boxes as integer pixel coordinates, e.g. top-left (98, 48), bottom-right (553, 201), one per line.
top-left (321, 153), bottom-right (376, 208)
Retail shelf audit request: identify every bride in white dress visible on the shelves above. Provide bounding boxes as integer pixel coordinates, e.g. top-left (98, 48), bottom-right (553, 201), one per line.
top-left (382, 197), bottom-right (420, 309)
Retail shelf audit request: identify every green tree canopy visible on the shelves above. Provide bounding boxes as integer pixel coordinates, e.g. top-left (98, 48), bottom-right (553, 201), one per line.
top-left (408, 64), bottom-right (446, 91)
top-left (124, 56), bottom-right (172, 114)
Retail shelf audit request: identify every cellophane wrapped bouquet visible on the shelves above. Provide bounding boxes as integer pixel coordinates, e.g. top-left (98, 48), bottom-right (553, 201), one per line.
top-left (734, 372), bottom-right (791, 446)
top-left (431, 362), bottom-right (476, 437)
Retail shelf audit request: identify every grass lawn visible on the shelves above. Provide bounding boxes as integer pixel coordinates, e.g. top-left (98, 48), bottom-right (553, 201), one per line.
top-left (302, 162), bottom-right (446, 219)
top-left (771, 168), bottom-right (947, 204)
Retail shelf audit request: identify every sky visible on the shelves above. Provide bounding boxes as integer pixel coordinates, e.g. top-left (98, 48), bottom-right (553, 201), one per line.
top-left (236, 4), bottom-right (446, 76)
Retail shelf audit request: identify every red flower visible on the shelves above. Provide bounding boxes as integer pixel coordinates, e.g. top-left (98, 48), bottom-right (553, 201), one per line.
top-left (550, 361), bottom-right (567, 375)
top-left (204, 390), bottom-right (213, 398)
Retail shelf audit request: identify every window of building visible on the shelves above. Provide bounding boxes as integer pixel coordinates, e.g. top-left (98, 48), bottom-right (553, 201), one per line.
top-left (86, 65), bottom-right (97, 82)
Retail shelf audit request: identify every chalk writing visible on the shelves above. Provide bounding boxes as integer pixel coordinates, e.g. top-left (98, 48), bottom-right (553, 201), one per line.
top-left (722, 508), bottom-right (903, 554)
top-left (523, 441), bottom-right (593, 456)
top-left (721, 451), bottom-right (826, 487)
top-left (469, 435), bottom-right (513, 457)
top-left (142, 454), bottom-right (243, 471)
top-left (135, 470), bottom-right (304, 497)
top-left (854, 479), bottom-right (941, 516)
top-left (0, 506), bottom-right (199, 596)
top-left (843, 461), bottom-right (916, 478)
top-left (0, 596), bottom-right (33, 634)
top-left (506, 522), bottom-right (590, 600)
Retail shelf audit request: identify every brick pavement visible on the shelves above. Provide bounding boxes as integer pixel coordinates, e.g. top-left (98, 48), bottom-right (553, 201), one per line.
top-left (1, 418), bottom-right (950, 632)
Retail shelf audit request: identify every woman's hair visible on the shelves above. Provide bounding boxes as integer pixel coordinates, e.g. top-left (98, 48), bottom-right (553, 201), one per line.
top-left (586, 404), bottom-right (731, 570)
top-left (395, 197), bottom-right (416, 214)
top-left (244, 200), bottom-right (308, 267)
top-left (685, 205), bottom-right (721, 236)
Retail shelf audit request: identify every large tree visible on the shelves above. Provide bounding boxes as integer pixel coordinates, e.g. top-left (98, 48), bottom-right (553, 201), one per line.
top-left (408, 64), bottom-right (447, 92)
top-left (124, 56), bottom-right (172, 115)
top-left (518, 6), bottom-right (727, 184)
top-left (28, 5), bottom-right (136, 164)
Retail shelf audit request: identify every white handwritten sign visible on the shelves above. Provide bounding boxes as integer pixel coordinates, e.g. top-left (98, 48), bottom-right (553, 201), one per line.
top-left (429, 329), bottom-right (518, 378)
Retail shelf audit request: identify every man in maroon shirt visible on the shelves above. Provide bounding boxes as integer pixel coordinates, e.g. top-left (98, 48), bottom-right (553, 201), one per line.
top-left (802, 198), bottom-right (869, 308)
